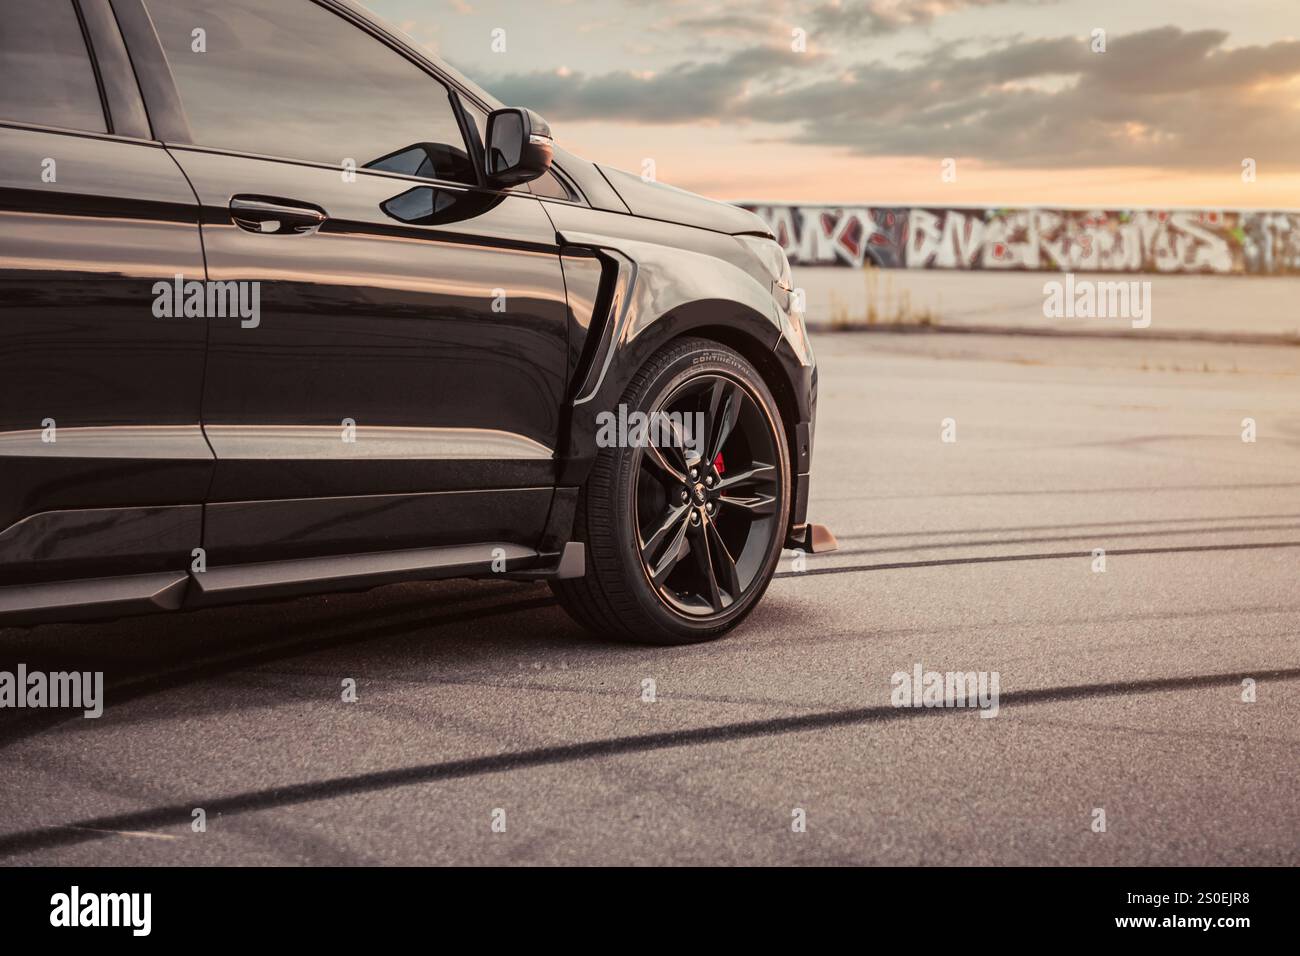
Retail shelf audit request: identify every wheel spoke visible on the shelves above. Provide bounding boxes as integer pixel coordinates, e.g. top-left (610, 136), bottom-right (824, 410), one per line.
top-left (643, 440), bottom-right (687, 484)
top-left (646, 509), bottom-right (692, 588)
top-left (661, 415), bottom-right (702, 468)
top-left (718, 491), bottom-right (776, 516)
top-left (642, 502), bottom-right (689, 563)
top-left (714, 461), bottom-right (776, 492)
top-left (705, 521), bottom-right (741, 601)
top-left (704, 380), bottom-right (742, 463)
top-left (690, 520), bottom-right (723, 612)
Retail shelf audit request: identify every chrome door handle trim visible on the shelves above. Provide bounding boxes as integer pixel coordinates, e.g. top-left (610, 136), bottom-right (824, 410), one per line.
top-left (230, 197), bottom-right (327, 235)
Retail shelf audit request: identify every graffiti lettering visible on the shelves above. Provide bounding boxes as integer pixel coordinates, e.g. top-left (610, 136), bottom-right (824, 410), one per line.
top-left (741, 205), bottom-right (1300, 276)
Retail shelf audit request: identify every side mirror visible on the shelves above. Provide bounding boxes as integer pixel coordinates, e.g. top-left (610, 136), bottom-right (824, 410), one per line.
top-left (484, 108), bottom-right (554, 187)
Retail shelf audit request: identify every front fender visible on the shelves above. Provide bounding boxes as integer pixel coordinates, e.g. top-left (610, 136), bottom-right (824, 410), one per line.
top-left (554, 230), bottom-right (784, 486)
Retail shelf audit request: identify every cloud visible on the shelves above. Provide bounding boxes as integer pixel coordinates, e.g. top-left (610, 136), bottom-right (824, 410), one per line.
top-left (481, 45), bottom-right (810, 122)
top-left (642, 0), bottom-right (1038, 40)
top-left (809, 0), bottom-right (1057, 36)
top-left (748, 27), bottom-right (1300, 168)
top-left (486, 26), bottom-right (1300, 169)
top-left (657, 13), bottom-right (777, 41)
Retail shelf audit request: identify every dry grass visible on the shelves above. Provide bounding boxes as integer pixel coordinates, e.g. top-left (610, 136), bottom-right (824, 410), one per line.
top-left (828, 265), bottom-right (939, 329)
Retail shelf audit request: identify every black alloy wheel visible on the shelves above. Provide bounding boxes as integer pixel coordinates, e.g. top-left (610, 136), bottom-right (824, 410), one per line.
top-left (634, 372), bottom-right (782, 617)
top-left (552, 337), bottom-right (791, 644)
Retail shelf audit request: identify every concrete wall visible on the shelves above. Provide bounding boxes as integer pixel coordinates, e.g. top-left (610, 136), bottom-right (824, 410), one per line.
top-left (791, 266), bottom-right (1300, 339)
top-left (740, 204), bottom-right (1300, 276)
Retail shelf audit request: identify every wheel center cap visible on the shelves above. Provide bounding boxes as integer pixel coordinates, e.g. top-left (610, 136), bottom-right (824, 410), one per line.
top-left (692, 483), bottom-right (707, 505)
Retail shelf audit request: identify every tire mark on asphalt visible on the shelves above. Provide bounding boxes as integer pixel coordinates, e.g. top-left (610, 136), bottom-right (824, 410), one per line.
top-left (775, 539), bottom-right (1300, 578)
top-left (832, 512), bottom-right (1300, 541)
top-left (806, 522), bottom-right (1300, 561)
top-left (18, 745), bottom-right (382, 866)
top-left (820, 481), bottom-right (1300, 502)
top-left (3, 666), bottom-right (1298, 859)
top-left (6, 541), bottom-right (1293, 747)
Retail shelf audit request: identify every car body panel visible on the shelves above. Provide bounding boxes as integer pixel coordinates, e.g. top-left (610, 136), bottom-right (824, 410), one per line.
top-left (539, 202), bottom-right (816, 528)
top-left (0, 0), bottom-right (822, 624)
top-left (159, 148), bottom-right (569, 559)
top-left (595, 164), bottom-right (772, 236)
top-left (0, 125), bottom-right (210, 586)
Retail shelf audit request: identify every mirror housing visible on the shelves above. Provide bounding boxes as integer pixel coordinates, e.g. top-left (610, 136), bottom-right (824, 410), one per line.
top-left (484, 108), bottom-right (554, 187)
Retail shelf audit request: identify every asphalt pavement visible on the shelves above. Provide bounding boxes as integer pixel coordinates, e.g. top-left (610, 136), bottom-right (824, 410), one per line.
top-left (2, 331), bottom-right (1297, 865)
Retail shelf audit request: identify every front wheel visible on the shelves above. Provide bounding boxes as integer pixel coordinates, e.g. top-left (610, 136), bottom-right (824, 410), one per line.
top-left (552, 337), bottom-right (791, 644)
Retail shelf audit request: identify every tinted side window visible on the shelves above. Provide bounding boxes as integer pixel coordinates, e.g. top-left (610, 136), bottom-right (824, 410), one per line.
top-left (0, 0), bottom-right (106, 133)
top-left (529, 170), bottom-right (576, 202)
top-left (145, 0), bottom-right (475, 184)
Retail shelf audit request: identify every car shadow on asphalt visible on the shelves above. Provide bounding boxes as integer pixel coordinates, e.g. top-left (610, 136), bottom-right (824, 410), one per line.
top-left (0, 578), bottom-right (576, 750)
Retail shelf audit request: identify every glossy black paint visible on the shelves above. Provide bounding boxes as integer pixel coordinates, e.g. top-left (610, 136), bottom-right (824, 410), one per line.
top-left (0, 505), bottom-right (200, 587)
top-left (595, 164), bottom-right (771, 236)
top-left (540, 201), bottom-right (816, 527)
top-left (557, 249), bottom-right (606, 383)
top-left (0, 125), bottom-right (210, 583)
top-left (0, 0), bottom-right (820, 624)
top-left (484, 108), bottom-right (554, 187)
top-left (170, 146), bottom-right (569, 511)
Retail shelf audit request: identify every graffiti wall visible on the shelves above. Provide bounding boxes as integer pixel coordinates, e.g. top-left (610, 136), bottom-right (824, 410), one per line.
top-left (739, 204), bottom-right (1300, 275)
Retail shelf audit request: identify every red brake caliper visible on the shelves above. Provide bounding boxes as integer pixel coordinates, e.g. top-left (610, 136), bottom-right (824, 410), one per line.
top-left (713, 452), bottom-right (725, 475)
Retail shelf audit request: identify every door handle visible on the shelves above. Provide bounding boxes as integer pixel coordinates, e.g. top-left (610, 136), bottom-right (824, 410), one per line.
top-left (230, 196), bottom-right (328, 235)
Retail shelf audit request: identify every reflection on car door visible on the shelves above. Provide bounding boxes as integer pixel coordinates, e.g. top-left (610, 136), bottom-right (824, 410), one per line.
top-left (0, 0), bottom-right (209, 589)
top-left (144, 0), bottom-right (570, 565)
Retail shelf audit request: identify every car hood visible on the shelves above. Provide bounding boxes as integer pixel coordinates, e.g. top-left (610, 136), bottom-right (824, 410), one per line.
top-left (597, 165), bottom-right (771, 237)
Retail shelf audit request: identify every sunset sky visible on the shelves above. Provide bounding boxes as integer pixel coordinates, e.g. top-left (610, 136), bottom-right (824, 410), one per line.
top-left (365, 0), bottom-right (1300, 208)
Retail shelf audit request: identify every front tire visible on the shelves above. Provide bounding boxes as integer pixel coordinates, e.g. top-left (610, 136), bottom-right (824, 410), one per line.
top-left (552, 337), bottom-right (791, 644)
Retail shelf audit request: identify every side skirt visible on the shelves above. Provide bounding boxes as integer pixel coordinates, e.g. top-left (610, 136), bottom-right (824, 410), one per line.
top-left (0, 572), bottom-right (188, 627)
top-left (0, 541), bottom-right (588, 627)
top-left (186, 542), bottom-right (541, 606)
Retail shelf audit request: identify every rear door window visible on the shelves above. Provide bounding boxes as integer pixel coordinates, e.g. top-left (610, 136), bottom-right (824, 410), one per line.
top-left (0, 0), bottom-right (107, 133)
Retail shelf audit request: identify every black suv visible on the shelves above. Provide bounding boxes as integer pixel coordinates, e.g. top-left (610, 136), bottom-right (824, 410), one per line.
top-left (0, 0), bottom-right (831, 643)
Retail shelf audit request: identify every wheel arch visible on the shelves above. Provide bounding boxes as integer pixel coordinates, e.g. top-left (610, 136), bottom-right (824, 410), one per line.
top-left (556, 300), bottom-right (808, 539)
top-left (554, 227), bottom-right (815, 547)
